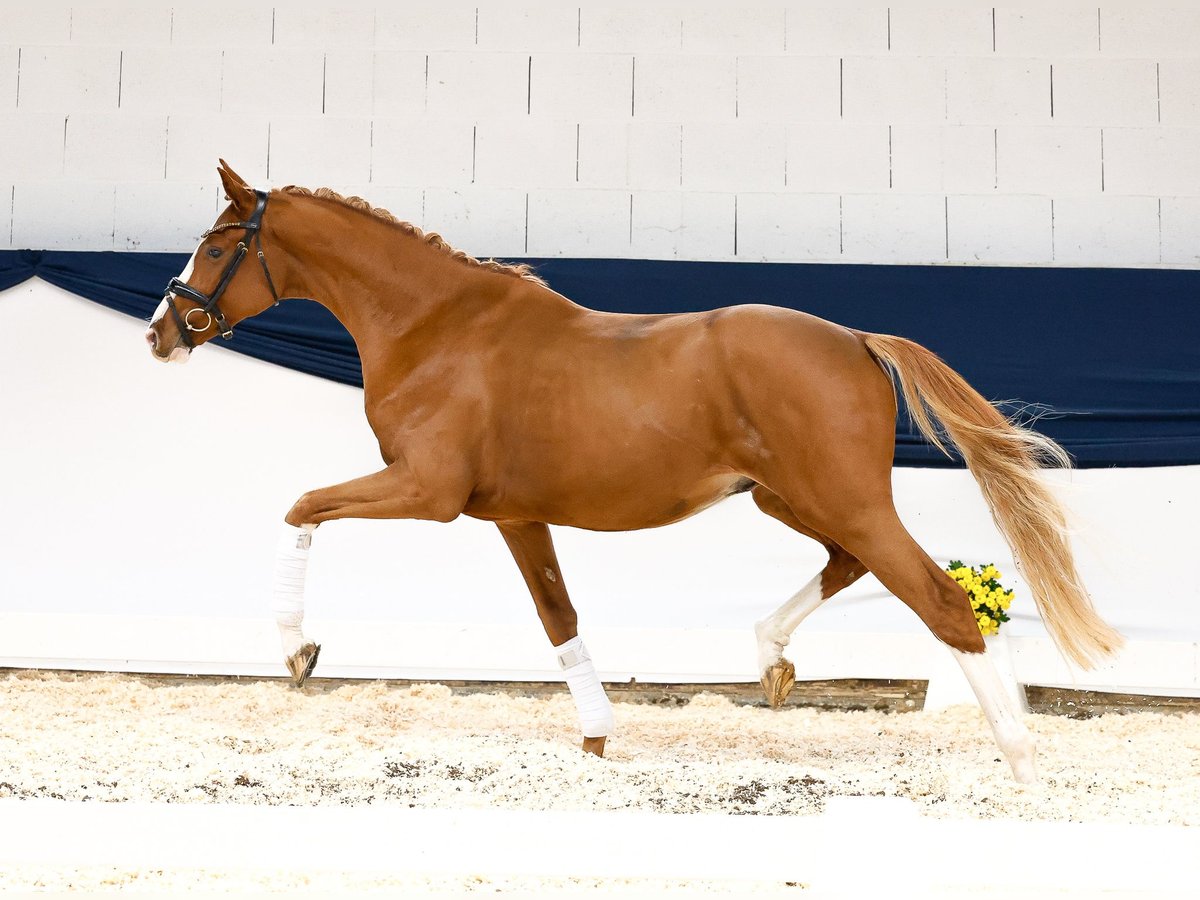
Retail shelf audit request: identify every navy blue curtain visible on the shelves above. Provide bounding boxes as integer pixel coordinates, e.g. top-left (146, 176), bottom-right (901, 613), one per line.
top-left (3, 250), bottom-right (1198, 468)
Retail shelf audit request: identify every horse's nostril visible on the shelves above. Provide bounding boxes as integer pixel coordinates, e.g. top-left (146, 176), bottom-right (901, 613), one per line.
top-left (145, 329), bottom-right (158, 349)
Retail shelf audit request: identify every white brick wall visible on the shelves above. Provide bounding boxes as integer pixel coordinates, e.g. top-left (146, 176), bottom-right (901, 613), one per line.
top-left (1052, 59), bottom-right (1159, 126)
top-left (841, 194), bottom-right (946, 263)
top-left (947, 195), bottom-right (1053, 263)
top-left (784, 7), bottom-right (887, 56)
top-left (1, 45), bottom-right (16, 109)
top-left (1053, 196), bottom-right (1161, 265)
top-left (993, 7), bottom-right (1101, 57)
top-left (634, 55), bottom-right (736, 121)
top-left (1160, 197), bottom-right (1200, 265)
top-left (2, 182), bottom-right (10, 249)
top-left (890, 125), bottom-right (994, 193)
top-left (0, 114), bottom-right (66, 180)
top-left (527, 188), bottom-right (629, 256)
top-left (996, 127), bottom-right (1101, 195)
top-left (735, 192), bottom-right (840, 261)
top-left (372, 118), bottom-right (475, 188)
top-left (631, 191), bottom-right (733, 260)
top-left (2, 1), bottom-right (1197, 267)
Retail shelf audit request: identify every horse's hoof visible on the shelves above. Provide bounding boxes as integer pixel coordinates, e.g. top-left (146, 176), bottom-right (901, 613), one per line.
top-left (581, 736), bottom-right (606, 758)
top-left (285, 642), bottom-right (321, 687)
top-left (760, 658), bottom-right (796, 709)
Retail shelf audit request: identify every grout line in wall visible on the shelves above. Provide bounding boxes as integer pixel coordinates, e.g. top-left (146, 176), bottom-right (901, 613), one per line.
top-left (420, 190), bottom-right (425, 229)
top-left (1157, 198), bottom-right (1162, 263)
top-left (524, 193), bottom-right (529, 254)
top-left (475, 8), bottom-right (479, 45)
top-left (991, 7), bottom-right (996, 53)
top-left (733, 195), bottom-right (738, 256)
top-left (110, 186), bottom-right (116, 249)
top-left (887, 125), bottom-right (893, 189)
top-left (527, 56), bottom-right (532, 115)
top-left (266, 122), bottom-right (272, 180)
top-left (838, 196), bottom-right (843, 254)
top-left (1156, 62), bottom-right (1161, 123)
top-left (993, 128), bottom-right (998, 190)
top-left (62, 117), bottom-right (68, 175)
top-left (370, 48), bottom-right (378, 114)
top-left (321, 54), bottom-right (327, 114)
top-left (68, 8), bottom-right (72, 40)
top-left (577, 8), bottom-right (581, 47)
top-left (15, 47), bottom-right (20, 108)
top-left (839, 58), bottom-right (843, 118)
top-left (1049, 64), bottom-right (1054, 117)
top-left (219, 50), bottom-right (225, 112)
top-left (1050, 198), bottom-right (1055, 261)
top-left (943, 196), bottom-right (949, 259)
top-left (679, 18), bottom-right (683, 51)
top-left (117, 50), bottom-right (123, 108)
top-left (471, 125), bottom-right (477, 183)
top-left (628, 194), bottom-right (633, 245)
top-left (368, 119), bottom-right (374, 182)
top-left (783, 8), bottom-right (787, 51)
top-left (734, 56), bottom-right (739, 118)
top-left (169, 9), bottom-right (174, 43)
top-left (678, 125), bottom-right (683, 186)
top-left (424, 55), bottom-right (429, 112)
top-left (783, 130), bottom-right (788, 187)
top-left (1097, 8), bottom-right (1102, 52)
top-left (886, 9), bottom-right (891, 51)
top-left (9, 186), bottom-right (15, 247)
top-left (575, 123), bottom-right (580, 182)
top-left (1100, 129), bottom-right (1105, 191)
top-left (271, 9), bottom-right (276, 44)
top-left (631, 58), bottom-right (636, 116)
top-left (372, 9), bottom-right (377, 46)
top-left (163, 117), bottom-right (170, 178)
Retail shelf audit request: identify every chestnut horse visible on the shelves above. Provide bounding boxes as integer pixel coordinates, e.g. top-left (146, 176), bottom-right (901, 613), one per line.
top-left (146, 161), bottom-right (1121, 783)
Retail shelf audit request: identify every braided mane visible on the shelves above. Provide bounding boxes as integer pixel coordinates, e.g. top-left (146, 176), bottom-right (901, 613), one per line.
top-left (278, 185), bottom-right (547, 288)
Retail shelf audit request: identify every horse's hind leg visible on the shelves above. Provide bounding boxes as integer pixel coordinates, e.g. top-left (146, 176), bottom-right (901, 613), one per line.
top-left (496, 520), bottom-right (614, 757)
top-left (750, 486), bottom-right (866, 707)
top-left (812, 506), bottom-right (1037, 783)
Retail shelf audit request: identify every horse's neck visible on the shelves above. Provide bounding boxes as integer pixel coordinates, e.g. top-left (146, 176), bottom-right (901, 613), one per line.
top-left (273, 208), bottom-right (530, 380)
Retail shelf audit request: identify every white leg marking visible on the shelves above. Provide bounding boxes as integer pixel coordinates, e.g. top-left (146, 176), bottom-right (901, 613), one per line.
top-left (755, 573), bottom-right (825, 675)
top-left (555, 635), bottom-right (614, 738)
top-left (271, 523), bottom-right (316, 657)
top-left (952, 647), bottom-right (1038, 784)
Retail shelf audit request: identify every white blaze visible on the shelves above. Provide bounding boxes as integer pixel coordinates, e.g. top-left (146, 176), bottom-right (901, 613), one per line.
top-left (147, 247), bottom-right (200, 364)
top-left (148, 247), bottom-right (199, 328)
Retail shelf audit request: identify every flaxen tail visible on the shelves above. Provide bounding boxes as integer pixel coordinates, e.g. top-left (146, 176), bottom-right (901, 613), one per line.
top-left (860, 332), bottom-right (1122, 669)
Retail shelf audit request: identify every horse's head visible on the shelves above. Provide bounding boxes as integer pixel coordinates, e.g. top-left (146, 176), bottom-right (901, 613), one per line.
top-left (145, 160), bottom-right (283, 363)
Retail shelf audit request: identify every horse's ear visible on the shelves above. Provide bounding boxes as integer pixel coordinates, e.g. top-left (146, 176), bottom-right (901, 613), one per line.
top-left (217, 159), bottom-right (255, 213)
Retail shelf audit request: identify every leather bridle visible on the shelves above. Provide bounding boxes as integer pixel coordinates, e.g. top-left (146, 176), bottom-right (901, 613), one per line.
top-left (162, 189), bottom-right (281, 349)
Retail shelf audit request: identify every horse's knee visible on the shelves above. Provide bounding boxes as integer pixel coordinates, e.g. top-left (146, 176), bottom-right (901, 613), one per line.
top-left (285, 492), bottom-right (321, 527)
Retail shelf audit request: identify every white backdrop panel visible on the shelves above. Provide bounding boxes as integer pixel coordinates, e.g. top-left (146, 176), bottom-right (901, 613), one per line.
top-left (1, 281), bottom-right (1197, 690)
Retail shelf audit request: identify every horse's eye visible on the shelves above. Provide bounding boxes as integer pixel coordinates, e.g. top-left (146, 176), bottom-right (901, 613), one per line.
top-left (207, 247), bottom-right (223, 259)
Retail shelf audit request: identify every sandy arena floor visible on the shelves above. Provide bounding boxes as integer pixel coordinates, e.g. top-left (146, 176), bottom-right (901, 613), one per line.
top-left (1, 670), bottom-right (1196, 825)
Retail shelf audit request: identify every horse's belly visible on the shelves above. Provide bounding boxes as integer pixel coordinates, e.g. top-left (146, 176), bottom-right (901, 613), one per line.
top-left (468, 470), bottom-right (753, 532)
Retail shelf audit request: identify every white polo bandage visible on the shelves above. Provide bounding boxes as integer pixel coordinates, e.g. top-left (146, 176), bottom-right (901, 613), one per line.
top-left (554, 635), bottom-right (614, 739)
top-left (271, 523), bottom-right (314, 657)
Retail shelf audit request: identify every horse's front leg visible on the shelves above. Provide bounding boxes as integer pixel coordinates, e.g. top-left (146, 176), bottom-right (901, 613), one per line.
top-left (272, 461), bottom-right (469, 686)
top-left (496, 520), bottom-right (614, 758)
